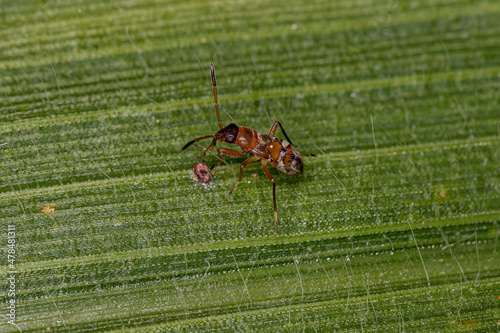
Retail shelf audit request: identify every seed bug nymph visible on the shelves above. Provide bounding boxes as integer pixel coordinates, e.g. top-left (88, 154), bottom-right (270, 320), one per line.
top-left (182, 63), bottom-right (304, 233)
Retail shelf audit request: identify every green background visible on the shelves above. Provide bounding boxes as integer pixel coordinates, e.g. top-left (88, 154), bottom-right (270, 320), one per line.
top-left (1, 0), bottom-right (499, 331)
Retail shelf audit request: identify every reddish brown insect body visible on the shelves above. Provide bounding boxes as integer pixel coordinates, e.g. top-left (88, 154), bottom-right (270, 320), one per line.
top-left (193, 162), bottom-right (211, 184)
top-left (182, 63), bottom-right (304, 233)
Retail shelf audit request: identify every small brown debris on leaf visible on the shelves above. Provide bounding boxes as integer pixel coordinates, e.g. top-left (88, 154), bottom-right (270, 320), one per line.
top-left (41, 205), bottom-right (55, 214)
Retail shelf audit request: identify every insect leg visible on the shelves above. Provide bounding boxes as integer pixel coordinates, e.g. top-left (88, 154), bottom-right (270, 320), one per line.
top-left (211, 148), bottom-right (247, 170)
top-left (268, 121), bottom-right (294, 146)
top-left (192, 143), bottom-right (207, 151)
top-left (228, 155), bottom-right (260, 195)
top-left (201, 138), bottom-right (219, 163)
top-left (261, 160), bottom-right (279, 233)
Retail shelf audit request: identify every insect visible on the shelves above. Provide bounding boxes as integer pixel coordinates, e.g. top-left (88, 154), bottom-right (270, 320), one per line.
top-left (192, 162), bottom-right (211, 184)
top-left (182, 63), bottom-right (303, 233)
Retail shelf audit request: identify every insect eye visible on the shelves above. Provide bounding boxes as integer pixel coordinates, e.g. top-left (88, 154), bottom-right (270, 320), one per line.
top-left (227, 135), bottom-right (235, 143)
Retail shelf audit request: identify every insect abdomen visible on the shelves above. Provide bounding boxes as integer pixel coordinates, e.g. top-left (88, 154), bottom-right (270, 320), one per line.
top-left (265, 139), bottom-right (303, 175)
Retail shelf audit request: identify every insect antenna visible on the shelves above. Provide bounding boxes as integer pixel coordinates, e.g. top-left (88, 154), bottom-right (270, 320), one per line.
top-left (211, 62), bottom-right (223, 130)
top-left (181, 135), bottom-right (214, 151)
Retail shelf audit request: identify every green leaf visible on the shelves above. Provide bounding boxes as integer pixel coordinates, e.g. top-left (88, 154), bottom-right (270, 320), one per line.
top-left (1, 0), bottom-right (499, 331)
